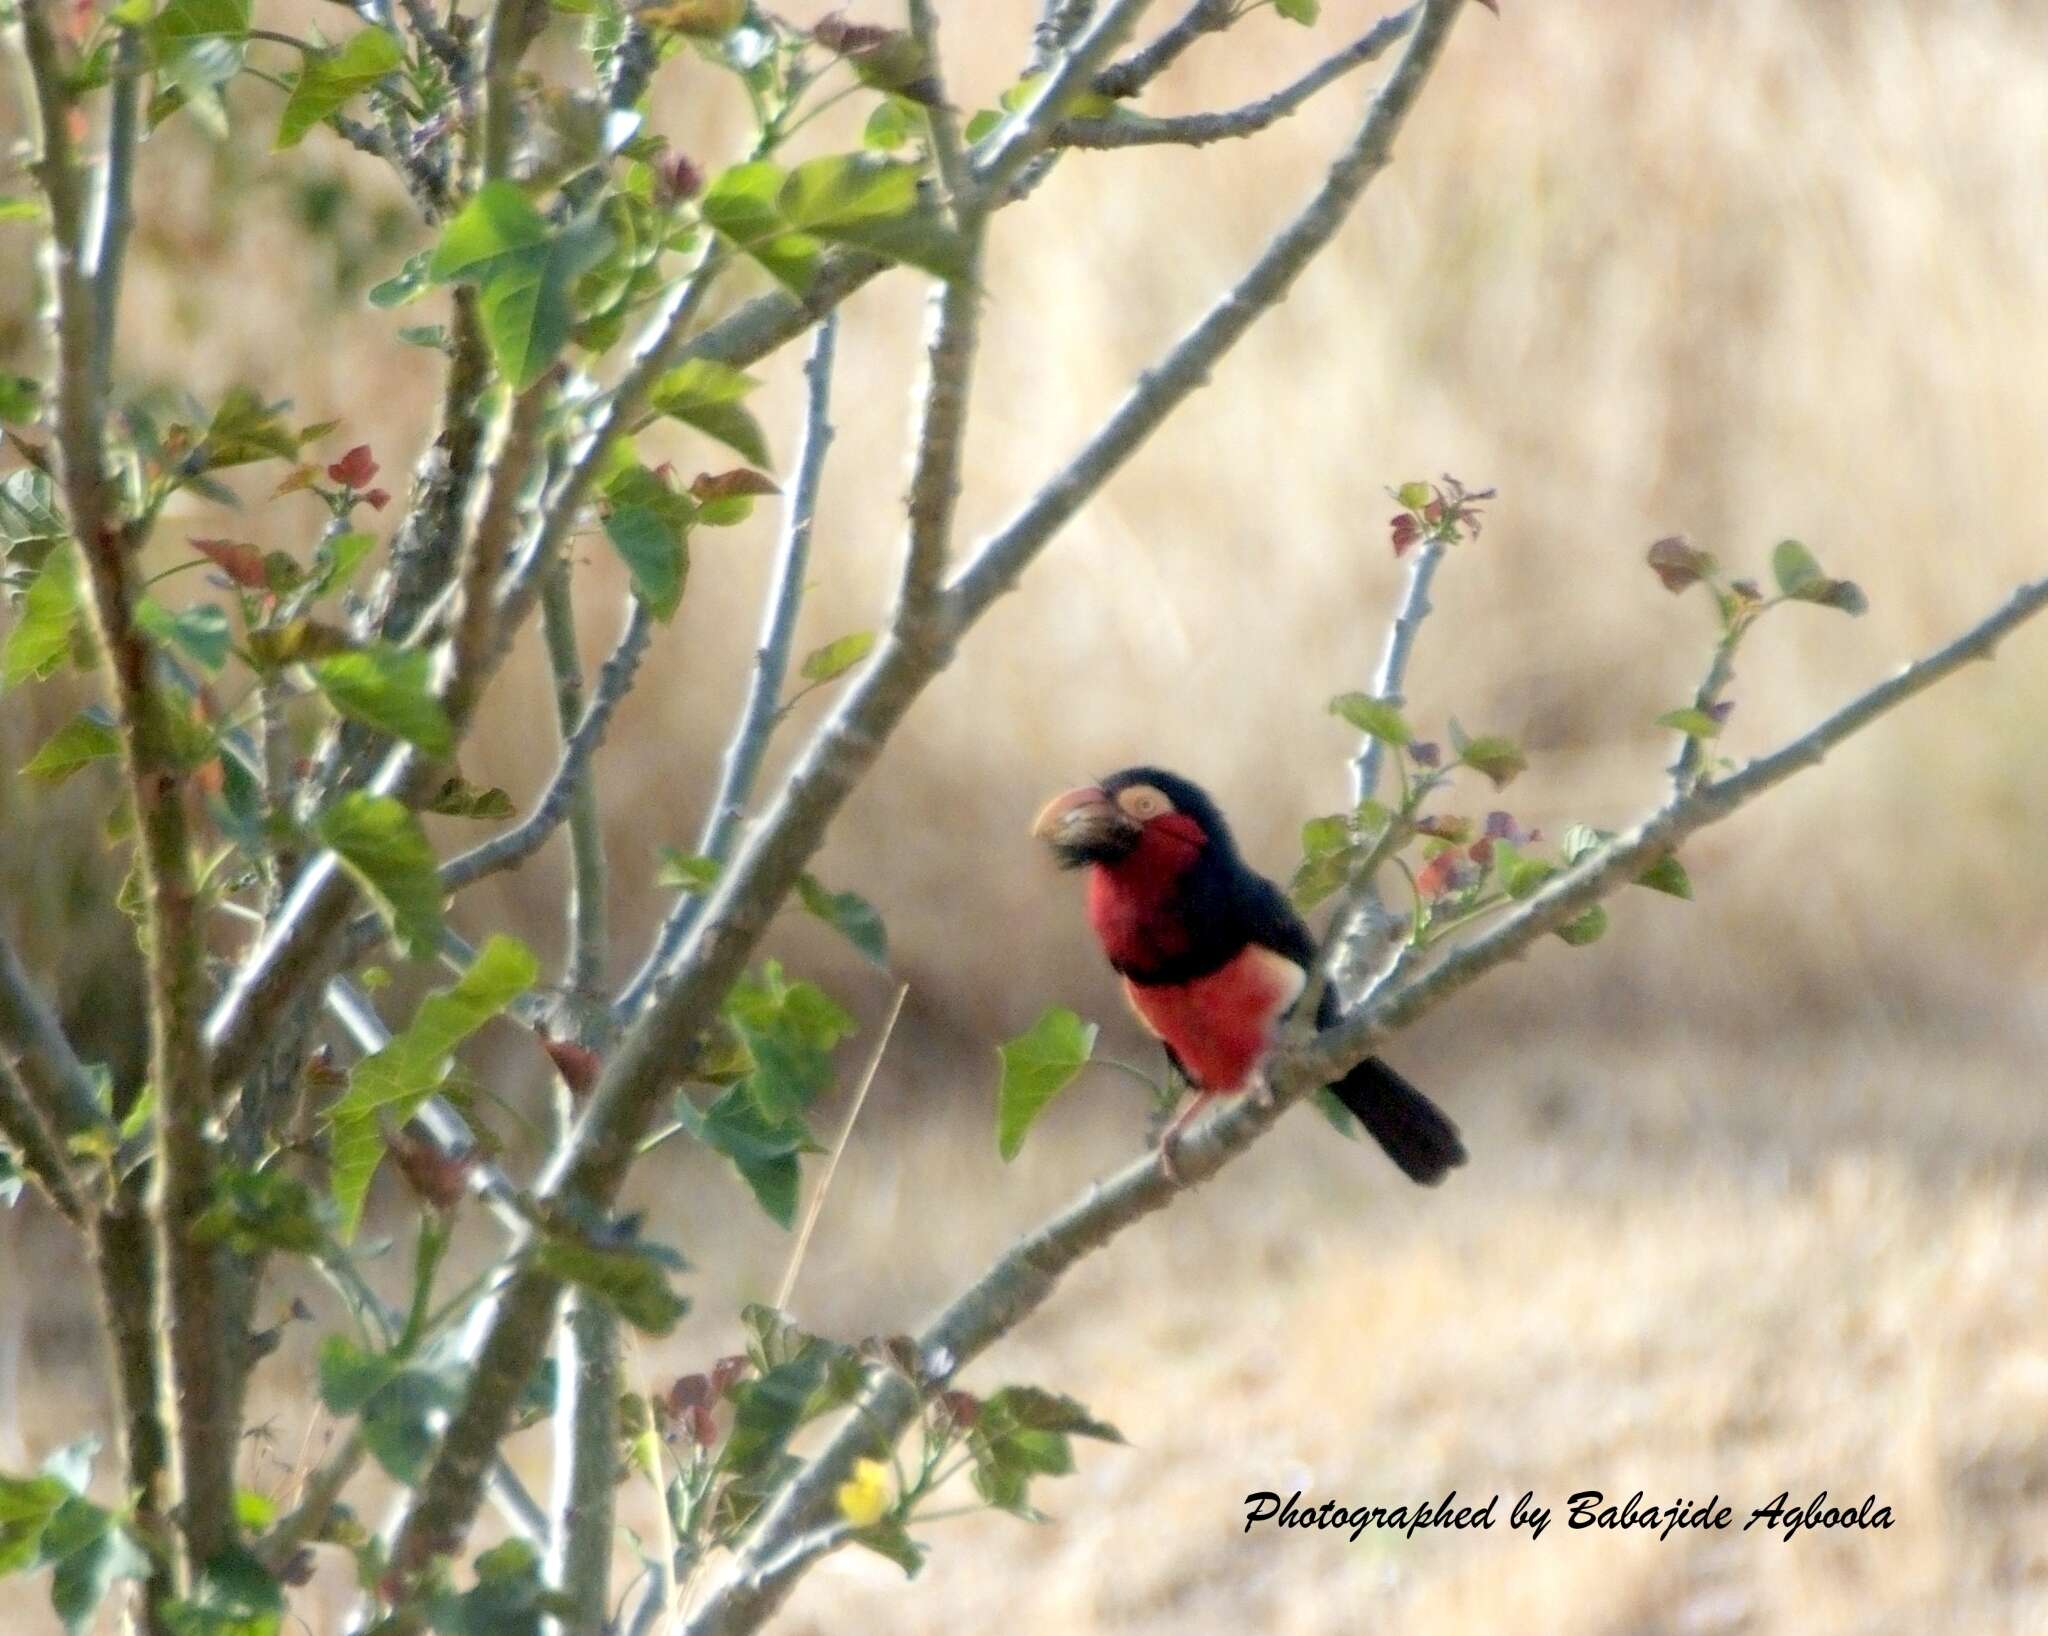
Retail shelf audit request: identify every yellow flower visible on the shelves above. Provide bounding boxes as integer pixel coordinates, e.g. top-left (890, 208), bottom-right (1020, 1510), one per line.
top-left (835, 1458), bottom-right (892, 1529)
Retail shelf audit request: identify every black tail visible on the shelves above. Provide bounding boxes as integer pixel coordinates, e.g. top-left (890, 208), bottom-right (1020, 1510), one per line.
top-left (1331, 1056), bottom-right (1467, 1186)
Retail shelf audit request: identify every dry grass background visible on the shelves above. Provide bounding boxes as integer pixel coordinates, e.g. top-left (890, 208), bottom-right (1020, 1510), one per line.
top-left (4, 0), bottom-right (2048, 1630)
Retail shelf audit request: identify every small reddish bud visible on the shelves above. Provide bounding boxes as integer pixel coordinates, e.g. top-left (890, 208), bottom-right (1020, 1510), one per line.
top-left (191, 537), bottom-right (271, 589)
top-left (690, 467), bottom-right (780, 501)
top-left (938, 1389), bottom-right (980, 1429)
top-left (386, 1128), bottom-right (476, 1211)
top-left (667, 1373), bottom-right (712, 1414)
top-left (1390, 513), bottom-right (1422, 556)
top-left (363, 487), bottom-right (392, 511)
top-left (538, 1031), bottom-right (603, 1098)
top-left (710, 1354), bottom-right (750, 1394)
top-left (327, 444), bottom-right (379, 488)
top-left (1409, 740), bottom-right (1441, 768)
top-left (657, 151), bottom-right (705, 205)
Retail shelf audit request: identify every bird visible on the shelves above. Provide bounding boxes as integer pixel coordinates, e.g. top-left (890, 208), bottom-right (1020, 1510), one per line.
top-left (1031, 767), bottom-right (1467, 1185)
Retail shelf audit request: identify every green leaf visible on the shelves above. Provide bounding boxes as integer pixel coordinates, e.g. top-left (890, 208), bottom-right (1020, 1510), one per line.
top-left (314, 793), bottom-right (445, 960)
top-left (323, 935), bottom-right (536, 1238)
top-left (798, 630), bottom-right (873, 685)
top-left (795, 874), bottom-right (887, 967)
top-left (311, 644), bottom-right (456, 756)
top-left (3, 545), bottom-right (81, 689)
top-left (776, 154), bottom-right (971, 282)
top-left (0, 1468), bottom-right (70, 1575)
top-left (1770, 537), bottom-right (1824, 598)
top-left (0, 373), bottom-right (41, 423)
top-left (368, 249), bottom-right (434, 309)
top-left (1458, 734), bottom-right (1527, 789)
top-left (533, 1230), bottom-right (689, 1334)
top-left (724, 963), bottom-right (856, 1124)
top-left (0, 467), bottom-right (68, 553)
top-left (0, 197), bottom-right (46, 223)
top-left (1555, 904), bottom-right (1609, 947)
top-left (850, 1520), bottom-right (925, 1577)
top-left (996, 1007), bottom-right (1096, 1160)
top-left (46, 1499), bottom-right (148, 1636)
top-left (196, 388), bottom-right (303, 470)
top-left (192, 1168), bottom-right (332, 1255)
top-left (720, 1352), bottom-right (830, 1476)
top-left (649, 358), bottom-right (770, 466)
top-left (1495, 845), bottom-right (1556, 901)
top-left (135, 597), bottom-right (231, 671)
top-left (425, 774), bottom-right (515, 820)
top-left (149, 0), bottom-right (250, 107)
top-left (600, 464), bottom-right (693, 621)
top-left (1288, 846), bottom-right (1357, 911)
top-left (422, 1536), bottom-right (548, 1636)
top-left (1559, 823), bottom-right (1608, 865)
top-left (22, 710), bottom-right (120, 786)
top-left (1394, 478), bottom-right (1431, 509)
top-left (982, 1384), bottom-right (1124, 1443)
top-left (700, 161), bottom-right (821, 293)
top-left (1635, 854), bottom-right (1693, 899)
top-left (863, 97), bottom-right (915, 150)
top-left (163, 1545), bottom-right (284, 1636)
top-left (1328, 691), bottom-right (1411, 746)
top-left (657, 849), bottom-right (721, 892)
top-left (1656, 706), bottom-right (1722, 739)
top-left (1300, 814), bottom-right (1352, 859)
top-left (275, 27), bottom-right (400, 149)
top-left (1276, 0), bottom-right (1319, 19)
top-left (675, 1086), bottom-right (811, 1227)
top-left (428, 184), bottom-right (613, 388)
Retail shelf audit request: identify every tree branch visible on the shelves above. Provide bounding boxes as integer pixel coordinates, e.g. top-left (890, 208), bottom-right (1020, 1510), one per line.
top-left (973, 0), bottom-right (1156, 200)
top-left (1093, 0), bottom-right (1231, 97)
top-left (1064, 8), bottom-right (1418, 150)
top-left (538, 550), bottom-right (610, 995)
top-left (0, 926), bottom-right (110, 1140)
top-left (619, 314), bottom-right (839, 1018)
top-left (682, 567), bottom-right (2048, 1634)
top-left (16, 0), bottom-right (238, 1574)
top-left (0, 1055), bottom-right (85, 1221)
top-left (948, 0), bottom-right (1470, 625)
top-left (438, 593), bottom-right (652, 897)
top-left (1327, 531), bottom-right (1447, 999)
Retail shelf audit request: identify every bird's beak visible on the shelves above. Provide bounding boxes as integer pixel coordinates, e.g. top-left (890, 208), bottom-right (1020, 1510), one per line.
top-left (1032, 785), bottom-right (1139, 866)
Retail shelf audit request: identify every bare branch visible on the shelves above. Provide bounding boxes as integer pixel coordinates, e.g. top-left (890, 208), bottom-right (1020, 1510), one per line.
top-left (548, 1293), bottom-right (618, 1635)
top-left (907, 0), bottom-right (969, 210)
top-left (1327, 532), bottom-right (1448, 999)
top-left (948, 0), bottom-right (1471, 625)
top-left (538, 553), bottom-right (610, 994)
top-left (620, 315), bottom-right (839, 1017)
top-left (897, 235), bottom-right (985, 621)
top-left (0, 1055), bottom-right (85, 1221)
top-left (479, 0), bottom-right (548, 182)
top-left (1093, 0), bottom-right (1231, 97)
top-left (16, 0), bottom-right (237, 1568)
top-left (439, 594), bottom-right (653, 897)
top-left (974, 0), bottom-right (1156, 200)
top-left (0, 926), bottom-right (110, 1139)
top-left (1065, 8), bottom-right (1418, 150)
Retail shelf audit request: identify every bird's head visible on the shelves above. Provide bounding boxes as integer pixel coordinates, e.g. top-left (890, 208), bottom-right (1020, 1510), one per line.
top-left (1030, 766), bottom-right (1237, 874)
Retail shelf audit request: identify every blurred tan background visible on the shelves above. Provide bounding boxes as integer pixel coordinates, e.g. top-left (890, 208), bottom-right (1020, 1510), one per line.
top-left (5, 0), bottom-right (2048, 1630)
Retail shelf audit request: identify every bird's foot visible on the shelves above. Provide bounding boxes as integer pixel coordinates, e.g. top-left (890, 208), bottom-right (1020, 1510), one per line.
top-left (1249, 1070), bottom-right (1278, 1110)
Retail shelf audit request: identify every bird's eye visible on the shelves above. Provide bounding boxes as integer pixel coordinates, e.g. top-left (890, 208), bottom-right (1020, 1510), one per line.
top-left (1115, 785), bottom-right (1172, 821)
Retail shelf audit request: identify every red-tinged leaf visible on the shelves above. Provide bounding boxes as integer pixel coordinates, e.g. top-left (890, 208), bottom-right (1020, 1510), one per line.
top-left (939, 1389), bottom-right (980, 1429)
top-left (1467, 835), bottom-right (1494, 867)
top-left (1390, 513), bottom-right (1422, 556)
top-left (274, 464), bottom-right (321, 497)
top-left (539, 1032), bottom-right (602, 1098)
top-left (710, 1353), bottom-right (749, 1394)
top-left (1646, 534), bottom-right (1716, 593)
top-left (658, 151), bottom-right (705, 205)
top-left (191, 537), bottom-right (270, 589)
top-left (1416, 848), bottom-right (1470, 899)
top-left (385, 1128), bottom-right (476, 1211)
top-left (690, 467), bottom-right (780, 501)
top-left (327, 444), bottom-right (379, 488)
top-left (1414, 813), bottom-right (1471, 842)
top-left (1483, 809), bottom-right (1540, 844)
top-left (688, 1403), bottom-right (717, 1446)
top-left (667, 1373), bottom-right (712, 1414)
top-left (1409, 740), bottom-right (1442, 768)
top-left (363, 488), bottom-right (391, 511)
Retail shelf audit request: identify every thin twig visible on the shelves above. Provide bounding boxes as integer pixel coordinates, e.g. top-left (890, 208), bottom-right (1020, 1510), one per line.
top-left (619, 314), bottom-right (839, 1018)
top-left (539, 547), bottom-right (610, 994)
top-left (774, 984), bottom-right (907, 1314)
top-left (1066, 9), bottom-right (1419, 149)
top-left (0, 926), bottom-right (111, 1138)
top-left (1670, 633), bottom-right (1738, 798)
top-left (906, 0), bottom-right (969, 210)
top-left (0, 1054), bottom-right (85, 1221)
top-left (439, 594), bottom-right (653, 896)
top-left (1094, 0), bottom-right (1231, 97)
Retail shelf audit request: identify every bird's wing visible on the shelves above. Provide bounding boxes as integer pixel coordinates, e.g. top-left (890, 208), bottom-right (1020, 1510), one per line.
top-left (1235, 869), bottom-right (1338, 1028)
